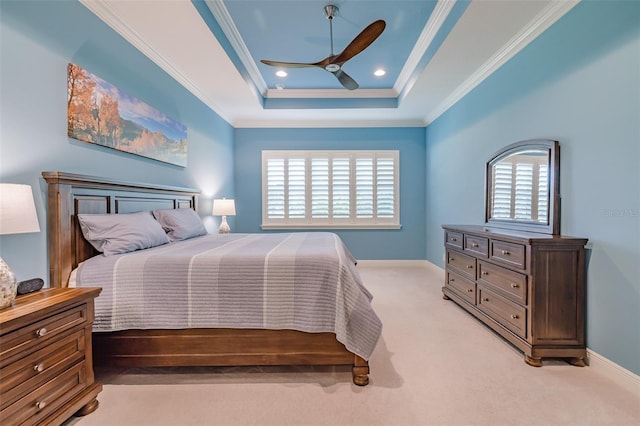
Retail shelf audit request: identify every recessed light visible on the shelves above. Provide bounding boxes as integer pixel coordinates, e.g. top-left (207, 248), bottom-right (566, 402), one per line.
top-left (374, 68), bottom-right (386, 77)
top-left (276, 70), bottom-right (288, 77)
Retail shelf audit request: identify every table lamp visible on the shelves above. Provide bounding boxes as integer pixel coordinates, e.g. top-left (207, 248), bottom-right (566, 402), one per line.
top-left (212, 198), bottom-right (236, 234)
top-left (0, 184), bottom-right (40, 308)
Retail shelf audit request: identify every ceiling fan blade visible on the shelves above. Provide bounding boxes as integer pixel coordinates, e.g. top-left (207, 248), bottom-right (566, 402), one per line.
top-left (260, 59), bottom-right (319, 69)
top-left (332, 69), bottom-right (359, 90)
top-left (334, 19), bottom-right (386, 64)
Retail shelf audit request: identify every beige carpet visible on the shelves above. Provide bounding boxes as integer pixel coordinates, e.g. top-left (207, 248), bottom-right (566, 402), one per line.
top-left (65, 262), bottom-right (639, 426)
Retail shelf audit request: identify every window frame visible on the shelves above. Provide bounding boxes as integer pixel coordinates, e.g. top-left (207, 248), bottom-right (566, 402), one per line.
top-left (261, 150), bottom-right (401, 230)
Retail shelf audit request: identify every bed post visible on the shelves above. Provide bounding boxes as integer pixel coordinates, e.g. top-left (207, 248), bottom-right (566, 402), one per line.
top-left (352, 355), bottom-right (370, 386)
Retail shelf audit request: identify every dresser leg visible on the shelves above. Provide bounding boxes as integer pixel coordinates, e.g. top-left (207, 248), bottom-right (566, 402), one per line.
top-left (524, 355), bottom-right (542, 367)
top-left (75, 398), bottom-right (100, 416)
top-left (442, 293), bottom-right (450, 300)
top-left (569, 357), bottom-right (586, 367)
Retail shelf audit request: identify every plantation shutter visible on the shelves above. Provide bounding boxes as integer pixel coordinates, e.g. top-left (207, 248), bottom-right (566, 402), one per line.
top-left (262, 150), bottom-right (399, 229)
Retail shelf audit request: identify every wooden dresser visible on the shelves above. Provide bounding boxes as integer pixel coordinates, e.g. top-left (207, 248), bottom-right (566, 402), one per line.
top-left (0, 288), bottom-right (102, 425)
top-left (442, 225), bottom-right (588, 366)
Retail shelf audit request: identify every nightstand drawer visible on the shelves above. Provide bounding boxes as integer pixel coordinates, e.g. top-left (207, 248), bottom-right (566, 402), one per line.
top-left (0, 304), bottom-right (88, 363)
top-left (0, 360), bottom-right (88, 426)
top-left (446, 250), bottom-right (476, 280)
top-left (0, 329), bottom-right (85, 410)
top-left (478, 286), bottom-right (527, 339)
top-left (478, 261), bottom-right (527, 304)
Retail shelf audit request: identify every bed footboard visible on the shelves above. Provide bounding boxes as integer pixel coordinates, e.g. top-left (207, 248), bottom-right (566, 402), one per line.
top-left (93, 328), bottom-right (370, 386)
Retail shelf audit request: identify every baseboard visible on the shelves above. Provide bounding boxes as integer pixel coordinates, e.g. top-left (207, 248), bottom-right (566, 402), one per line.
top-left (358, 260), bottom-right (640, 396)
top-left (356, 259), bottom-right (431, 268)
top-left (587, 349), bottom-right (640, 396)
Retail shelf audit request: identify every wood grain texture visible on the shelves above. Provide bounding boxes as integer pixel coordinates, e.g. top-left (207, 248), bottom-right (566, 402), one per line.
top-left (442, 224), bottom-right (587, 366)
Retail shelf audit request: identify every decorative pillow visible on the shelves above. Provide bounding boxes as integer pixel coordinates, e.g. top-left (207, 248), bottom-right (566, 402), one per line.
top-left (152, 208), bottom-right (207, 241)
top-left (77, 211), bottom-right (170, 256)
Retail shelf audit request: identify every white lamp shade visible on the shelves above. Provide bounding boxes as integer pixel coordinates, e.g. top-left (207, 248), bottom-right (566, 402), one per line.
top-left (0, 184), bottom-right (40, 235)
top-left (212, 199), bottom-right (236, 216)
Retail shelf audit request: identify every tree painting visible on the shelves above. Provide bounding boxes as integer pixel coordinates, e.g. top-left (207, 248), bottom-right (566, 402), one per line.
top-left (67, 63), bottom-right (187, 167)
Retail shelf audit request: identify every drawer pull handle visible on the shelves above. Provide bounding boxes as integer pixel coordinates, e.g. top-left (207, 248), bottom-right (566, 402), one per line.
top-left (35, 401), bottom-right (47, 410)
top-left (450, 257), bottom-right (455, 261)
top-left (466, 265), bottom-right (473, 269)
top-left (450, 278), bottom-right (455, 282)
top-left (510, 283), bottom-right (519, 288)
top-left (466, 289), bottom-right (474, 293)
top-left (472, 243), bottom-right (479, 247)
top-left (33, 363), bottom-right (45, 373)
top-left (450, 237), bottom-right (457, 242)
top-left (510, 314), bottom-right (519, 319)
top-left (501, 250), bottom-right (511, 255)
top-left (482, 298), bottom-right (489, 302)
top-left (35, 327), bottom-right (47, 337)
top-left (481, 271), bottom-right (488, 276)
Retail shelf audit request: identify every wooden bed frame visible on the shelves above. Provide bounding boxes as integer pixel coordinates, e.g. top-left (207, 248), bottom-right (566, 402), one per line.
top-left (42, 171), bottom-right (370, 386)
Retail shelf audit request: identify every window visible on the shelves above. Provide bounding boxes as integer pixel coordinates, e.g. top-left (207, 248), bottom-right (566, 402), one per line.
top-left (262, 150), bottom-right (400, 229)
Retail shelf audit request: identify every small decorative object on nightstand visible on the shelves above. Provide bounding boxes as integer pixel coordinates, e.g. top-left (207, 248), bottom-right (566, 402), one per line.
top-left (0, 183), bottom-right (40, 309)
top-left (0, 287), bottom-right (103, 424)
top-left (212, 198), bottom-right (236, 234)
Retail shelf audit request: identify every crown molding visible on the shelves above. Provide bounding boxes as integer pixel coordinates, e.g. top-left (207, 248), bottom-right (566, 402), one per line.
top-left (233, 118), bottom-right (425, 129)
top-left (424, 0), bottom-right (581, 125)
top-left (204, 0), bottom-right (268, 95)
top-left (264, 88), bottom-right (397, 99)
top-left (78, 0), bottom-right (233, 124)
top-left (395, 0), bottom-right (456, 94)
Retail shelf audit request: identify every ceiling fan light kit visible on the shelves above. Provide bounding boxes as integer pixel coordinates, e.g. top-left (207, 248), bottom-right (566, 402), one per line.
top-left (260, 4), bottom-right (386, 90)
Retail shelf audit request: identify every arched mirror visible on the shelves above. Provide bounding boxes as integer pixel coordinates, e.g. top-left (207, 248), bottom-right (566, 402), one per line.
top-left (485, 139), bottom-right (560, 235)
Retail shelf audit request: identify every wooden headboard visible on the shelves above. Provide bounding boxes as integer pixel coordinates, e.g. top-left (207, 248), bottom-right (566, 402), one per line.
top-left (42, 171), bottom-right (200, 288)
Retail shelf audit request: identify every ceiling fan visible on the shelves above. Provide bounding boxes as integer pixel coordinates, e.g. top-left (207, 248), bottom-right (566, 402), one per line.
top-left (260, 5), bottom-right (386, 90)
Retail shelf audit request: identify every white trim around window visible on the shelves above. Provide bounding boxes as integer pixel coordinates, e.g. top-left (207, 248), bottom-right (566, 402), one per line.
top-left (261, 150), bottom-right (401, 229)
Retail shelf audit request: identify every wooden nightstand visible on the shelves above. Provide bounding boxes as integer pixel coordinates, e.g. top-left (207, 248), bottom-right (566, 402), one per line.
top-left (0, 287), bottom-right (102, 425)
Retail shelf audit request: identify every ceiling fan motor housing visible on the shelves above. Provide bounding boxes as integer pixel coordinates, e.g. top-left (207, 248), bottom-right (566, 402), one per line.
top-left (323, 5), bottom-right (338, 20)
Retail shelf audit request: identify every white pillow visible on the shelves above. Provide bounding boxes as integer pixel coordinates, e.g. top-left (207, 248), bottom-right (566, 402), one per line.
top-left (152, 208), bottom-right (207, 241)
top-left (78, 211), bottom-right (170, 256)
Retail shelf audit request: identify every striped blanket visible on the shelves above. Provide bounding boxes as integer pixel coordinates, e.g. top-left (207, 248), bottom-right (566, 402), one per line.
top-left (75, 232), bottom-right (382, 360)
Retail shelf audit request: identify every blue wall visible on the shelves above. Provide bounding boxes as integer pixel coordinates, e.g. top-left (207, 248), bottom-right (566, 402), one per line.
top-left (1, 0), bottom-right (637, 376)
top-left (0, 0), bottom-right (235, 285)
top-left (425, 1), bottom-right (640, 375)
top-left (234, 127), bottom-right (426, 259)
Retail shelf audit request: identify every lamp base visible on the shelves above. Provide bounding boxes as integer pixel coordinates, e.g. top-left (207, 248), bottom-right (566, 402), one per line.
top-left (218, 216), bottom-right (231, 234)
top-left (0, 257), bottom-right (17, 309)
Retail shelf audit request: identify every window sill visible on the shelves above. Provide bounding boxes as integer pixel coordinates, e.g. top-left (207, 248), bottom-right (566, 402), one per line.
top-left (261, 223), bottom-right (402, 230)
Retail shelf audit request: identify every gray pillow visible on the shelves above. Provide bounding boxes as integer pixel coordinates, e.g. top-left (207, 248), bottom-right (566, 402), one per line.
top-left (152, 208), bottom-right (207, 241)
top-left (78, 211), bottom-right (170, 256)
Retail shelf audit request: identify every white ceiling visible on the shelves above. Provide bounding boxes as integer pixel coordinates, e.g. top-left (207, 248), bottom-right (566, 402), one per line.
top-left (79, 0), bottom-right (579, 128)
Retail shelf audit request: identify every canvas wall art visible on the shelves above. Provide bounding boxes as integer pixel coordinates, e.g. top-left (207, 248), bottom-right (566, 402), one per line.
top-left (67, 63), bottom-right (187, 167)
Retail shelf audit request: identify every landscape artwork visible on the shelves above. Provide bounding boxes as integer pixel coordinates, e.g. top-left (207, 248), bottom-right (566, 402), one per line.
top-left (67, 63), bottom-right (187, 167)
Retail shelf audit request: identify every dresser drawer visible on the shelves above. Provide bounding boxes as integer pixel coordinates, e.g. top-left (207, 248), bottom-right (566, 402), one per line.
top-left (446, 271), bottom-right (476, 305)
top-left (490, 240), bottom-right (526, 269)
top-left (0, 329), bottom-right (85, 410)
top-left (0, 360), bottom-right (88, 426)
top-left (446, 250), bottom-right (476, 280)
top-left (0, 304), bottom-right (88, 363)
top-left (478, 261), bottom-right (527, 304)
top-left (478, 286), bottom-right (527, 339)
top-left (445, 231), bottom-right (463, 250)
top-left (464, 235), bottom-right (488, 257)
